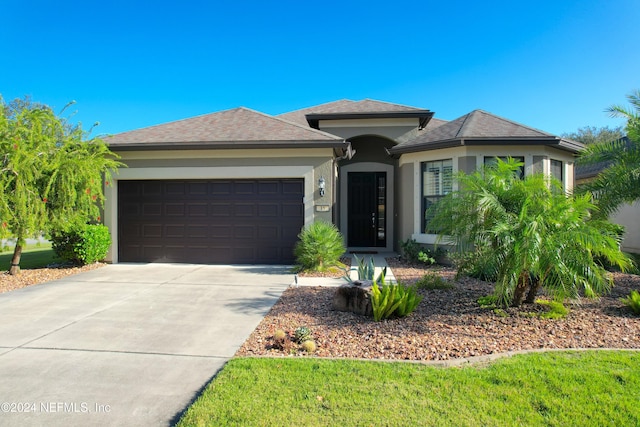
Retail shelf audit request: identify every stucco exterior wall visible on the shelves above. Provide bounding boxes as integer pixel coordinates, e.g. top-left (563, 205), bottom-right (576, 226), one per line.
top-left (398, 146), bottom-right (579, 245)
top-left (611, 203), bottom-right (640, 254)
top-left (397, 162), bottom-right (415, 245)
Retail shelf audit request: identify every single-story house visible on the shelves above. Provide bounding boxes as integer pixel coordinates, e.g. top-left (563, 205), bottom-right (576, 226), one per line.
top-left (104, 99), bottom-right (583, 264)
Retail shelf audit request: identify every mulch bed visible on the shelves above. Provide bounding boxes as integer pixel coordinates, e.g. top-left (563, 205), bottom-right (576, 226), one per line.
top-left (237, 258), bottom-right (640, 361)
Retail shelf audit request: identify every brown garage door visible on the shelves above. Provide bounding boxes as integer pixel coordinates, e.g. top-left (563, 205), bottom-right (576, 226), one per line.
top-left (118, 179), bottom-right (304, 264)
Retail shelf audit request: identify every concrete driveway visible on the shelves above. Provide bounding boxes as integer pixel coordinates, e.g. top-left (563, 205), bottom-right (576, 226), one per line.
top-left (0, 263), bottom-right (293, 426)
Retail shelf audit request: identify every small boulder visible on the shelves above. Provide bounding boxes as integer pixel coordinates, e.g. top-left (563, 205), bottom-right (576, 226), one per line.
top-left (332, 280), bottom-right (374, 316)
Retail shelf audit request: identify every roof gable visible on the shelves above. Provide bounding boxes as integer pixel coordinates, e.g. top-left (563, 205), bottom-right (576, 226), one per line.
top-left (391, 110), bottom-right (584, 154)
top-left (106, 107), bottom-right (344, 149)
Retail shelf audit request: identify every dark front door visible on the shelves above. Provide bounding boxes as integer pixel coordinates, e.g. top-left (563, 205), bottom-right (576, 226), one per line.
top-left (347, 172), bottom-right (386, 247)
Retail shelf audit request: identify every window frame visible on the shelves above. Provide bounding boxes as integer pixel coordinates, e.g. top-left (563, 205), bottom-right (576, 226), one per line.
top-left (421, 159), bottom-right (453, 233)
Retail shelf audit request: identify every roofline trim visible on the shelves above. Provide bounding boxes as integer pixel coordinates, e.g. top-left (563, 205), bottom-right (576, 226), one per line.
top-left (305, 110), bottom-right (434, 130)
top-left (389, 137), bottom-right (585, 155)
top-left (109, 140), bottom-right (349, 151)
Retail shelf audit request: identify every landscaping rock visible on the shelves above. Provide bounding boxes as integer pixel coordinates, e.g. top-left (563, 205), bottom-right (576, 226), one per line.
top-left (332, 280), bottom-right (373, 316)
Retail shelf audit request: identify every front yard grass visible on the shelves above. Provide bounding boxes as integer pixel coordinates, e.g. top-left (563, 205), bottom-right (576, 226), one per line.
top-left (177, 351), bottom-right (640, 426)
top-left (0, 244), bottom-right (61, 270)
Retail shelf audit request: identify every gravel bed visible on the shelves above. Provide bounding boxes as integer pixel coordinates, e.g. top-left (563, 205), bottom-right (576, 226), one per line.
top-left (0, 263), bottom-right (106, 294)
top-left (237, 258), bottom-right (640, 361)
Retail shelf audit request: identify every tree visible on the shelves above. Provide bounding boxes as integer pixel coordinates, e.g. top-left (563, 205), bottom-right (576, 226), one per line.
top-left (562, 125), bottom-right (624, 145)
top-left (429, 158), bottom-right (631, 307)
top-left (576, 90), bottom-right (640, 217)
top-left (0, 96), bottom-right (122, 275)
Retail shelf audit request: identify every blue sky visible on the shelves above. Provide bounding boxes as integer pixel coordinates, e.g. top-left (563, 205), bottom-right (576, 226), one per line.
top-left (1, 0), bottom-right (638, 137)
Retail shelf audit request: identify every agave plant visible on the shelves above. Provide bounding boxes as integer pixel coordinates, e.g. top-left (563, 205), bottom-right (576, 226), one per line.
top-left (343, 254), bottom-right (387, 283)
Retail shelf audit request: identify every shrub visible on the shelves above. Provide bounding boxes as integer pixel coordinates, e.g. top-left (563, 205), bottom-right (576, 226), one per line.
top-left (477, 295), bottom-right (498, 308)
top-left (535, 299), bottom-right (569, 319)
top-left (294, 221), bottom-right (345, 272)
top-left (414, 272), bottom-right (454, 290)
top-left (399, 238), bottom-right (436, 265)
top-left (370, 274), bottom-right (423, 321)
top-left (51, 224), bottom-right (111, 265)
top-left (621, 290), bottom-right (640, 315)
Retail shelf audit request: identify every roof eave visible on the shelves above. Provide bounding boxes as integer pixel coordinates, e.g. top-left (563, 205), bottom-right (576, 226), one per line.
top-left (390, 137), bottom-right (586, 155)
top-left (109, 140), bottom-right (348, 152)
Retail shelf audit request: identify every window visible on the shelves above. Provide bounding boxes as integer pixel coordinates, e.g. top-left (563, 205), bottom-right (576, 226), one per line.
top-left (550, 159), bottom-right (563, 183)
top-left (484, 156), bottom-right (525, 179)
top-left (422, 159), bottom-right (452, 233)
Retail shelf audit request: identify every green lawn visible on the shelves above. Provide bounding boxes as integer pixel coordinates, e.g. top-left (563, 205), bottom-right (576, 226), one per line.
top-left (177, 351), bottom-right (640, 427)
top-left (0, 243), bottom-right (62, 270)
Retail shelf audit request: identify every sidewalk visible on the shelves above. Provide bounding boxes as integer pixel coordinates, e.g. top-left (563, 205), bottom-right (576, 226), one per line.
top-left (294, 253), bottom-right (397, 287)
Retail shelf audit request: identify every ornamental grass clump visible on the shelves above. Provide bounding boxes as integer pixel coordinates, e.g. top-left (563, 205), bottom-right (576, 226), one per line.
top-left (293, 221), bottom-right (346, 272)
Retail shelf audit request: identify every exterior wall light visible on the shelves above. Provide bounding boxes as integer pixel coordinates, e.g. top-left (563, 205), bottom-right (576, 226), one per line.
top-left (318, 176), bottom-right (326, 197)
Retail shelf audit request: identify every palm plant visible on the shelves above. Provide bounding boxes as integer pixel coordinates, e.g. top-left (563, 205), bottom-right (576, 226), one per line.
top-left (293, 221), bottom-right (346, 272)
top-left (576, 90), bottom-right (640, 217)
top-left (430, 158), bottom-right (632, 307)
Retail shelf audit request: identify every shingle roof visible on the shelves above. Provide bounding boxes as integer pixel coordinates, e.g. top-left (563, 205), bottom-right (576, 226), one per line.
top-left (106, 107), bottom-right (345, 150)
top-left (391, 110), bottom-right (584, 154)
top-left (277, 99), bottom-right (427, 127)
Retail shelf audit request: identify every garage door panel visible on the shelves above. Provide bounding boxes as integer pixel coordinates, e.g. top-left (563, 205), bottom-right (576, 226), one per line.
top-left (210, 226), bottom-right (231, 238)
top-left (188, 182), bottom-right (208, 195)
top-left (165, 203), bottom-right (185, 216)
top-left (142, 182), bottom-right (162, 195)
top-left (211, 203), bottom-right (231, 216)
top-left (142, 224), bottom-right (162, 238)
top-left (143, 203), bottom-right (162, 216)
top-left (234, 204), bottom-right (255, 216)
top-left (165, 225), bottom-right (185, 238)
top-left (282, 203), bottom-right (303, 218)
top-left (258, 204), bottom-right (279, 217)
top-left (283, 180), bottom-right (304, 194)
top-left (118, 179), bottom-right (303, 264)
top-left (165, 182), bottom-right (186, 195)
top-left (257, 226), bottom-right (279, 239)
top-left (234, 226), bottom-right (256, 239)
top-left (188, 204), bottom-right (208, 216)
top-left (187, 225), bottom-right (209, 238)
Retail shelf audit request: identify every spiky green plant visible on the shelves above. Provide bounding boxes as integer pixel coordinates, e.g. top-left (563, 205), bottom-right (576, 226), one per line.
top-left (621, 290), bottom-right (640, 315)
top-left (370, 273), bottom-right (423, 321)
top-left (293, 326), bottom-right (312, 343)
top-left (344, 254), bottom-right (387, 283)
top-left (293, 221), bottom-right (345, 272)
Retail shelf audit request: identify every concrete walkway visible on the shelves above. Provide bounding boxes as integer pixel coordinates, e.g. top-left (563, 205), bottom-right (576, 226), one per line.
top-left (295, 253), bottom-right (397, 286)
top-left (0, 263), bottom-right (293, 426)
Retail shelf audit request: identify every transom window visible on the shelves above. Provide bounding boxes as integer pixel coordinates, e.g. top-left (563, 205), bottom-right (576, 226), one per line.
top-left (421, 159), bottom-right (452, 233)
